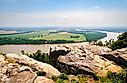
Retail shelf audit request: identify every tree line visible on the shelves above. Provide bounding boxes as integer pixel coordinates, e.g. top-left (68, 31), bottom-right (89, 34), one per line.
top-left (0, 37), bottom-right (75, 45)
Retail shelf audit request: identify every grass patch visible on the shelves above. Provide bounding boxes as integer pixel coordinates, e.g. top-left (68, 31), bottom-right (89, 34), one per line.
top-left (30, 33), bottom-right (86, 42)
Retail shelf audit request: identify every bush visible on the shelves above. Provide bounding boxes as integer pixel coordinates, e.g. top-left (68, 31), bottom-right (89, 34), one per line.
top-left (21, 50), bottom-right (50, 64)
top-left (0, 52), bottom-right (5, 55)
top-left (70, 35), bottom-right (80, 38)
top-left (56, 79), bottom-right (64, 83)
top-left (95, 69), bottom-right (127, 83)
top-left (96, 41), bottom-right (103, 46)
top-left (110, 32), bottom-right (127, 50)
top-left (59, 73), bottom-right (69, 80)
top-left (71, 79), bottom-right (77, 83)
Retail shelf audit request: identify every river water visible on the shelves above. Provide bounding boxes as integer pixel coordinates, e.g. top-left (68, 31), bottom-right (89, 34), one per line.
top-left (98, 31), bottom-right (122, 43)
top-left (0, 42), bottom-right (89, 54)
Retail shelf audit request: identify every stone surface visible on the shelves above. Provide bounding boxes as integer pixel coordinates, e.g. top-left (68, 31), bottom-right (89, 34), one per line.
top-left (50, 45), bottom-right (122, 76)
top-left (0, 55), bottom-right (37, 83)
top-left (5, 53), bottom-right (61, 78)
top-left (0, 54), bottom-right (57, 83)
top-left (34, 76), bottom-right (54, 83)
top-left (101, 47), bottom-right (127, 67)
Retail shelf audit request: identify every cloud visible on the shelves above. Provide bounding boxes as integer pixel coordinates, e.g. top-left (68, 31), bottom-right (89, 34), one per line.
top-left (0, 10), bottom-right (127, 27)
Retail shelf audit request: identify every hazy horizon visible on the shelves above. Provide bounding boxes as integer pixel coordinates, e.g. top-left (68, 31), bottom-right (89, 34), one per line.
top-left (0, 0), bottom-right (127, 27)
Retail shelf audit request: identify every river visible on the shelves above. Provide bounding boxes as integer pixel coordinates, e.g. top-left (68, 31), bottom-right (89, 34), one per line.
top-left (98, 31), bottom-right (122, 43)
top-left (0, 42), bottom-right (89, 54)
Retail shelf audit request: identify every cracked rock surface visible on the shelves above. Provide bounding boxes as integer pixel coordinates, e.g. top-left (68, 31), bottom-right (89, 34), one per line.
top-left (0, 54), bottom-right (60, 83)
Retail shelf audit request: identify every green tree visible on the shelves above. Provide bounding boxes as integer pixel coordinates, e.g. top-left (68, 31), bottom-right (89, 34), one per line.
top-left (23, 50), bottom-right (50, 63)
top-left (21, 50), bottom-right (25, 55)
top-left (96, 41), bottom-right (103, 46)
top-left (110, 32), bottom-right (127, 50)
top-left (118, 32), bottom-right (127, 40)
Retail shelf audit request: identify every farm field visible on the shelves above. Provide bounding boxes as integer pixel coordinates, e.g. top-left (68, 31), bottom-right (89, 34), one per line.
top-left (30, 32), bottom-right (86, 42)
top-left (0, 30), bottom-right (49, 38)
top-left (0, 30), bottom-right (87, 44)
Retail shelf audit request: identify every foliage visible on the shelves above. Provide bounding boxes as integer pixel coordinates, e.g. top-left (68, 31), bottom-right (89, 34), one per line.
top-left (70, 30), bottom-right (107, 42)
top-left (53, 70), bottom-right (127, 83)
top-left (21, 50), bottom-right (50, 64)
top-left (52, 73), bottom-right (68, 83)
top-left (70, 79), bottom-right (77, 83)
top-left (84, 32), bottom-right (107, 42)
top-left (0, 37), bottom-right (76, 45)
top-left (95, 69), bottom-right (127, 83)
top-left (104, 39), bottom-right (115, 47)
top-left (21, 50), bottom-right (25, 55)
top-left (110, 32), bottom-right (127, 50)
top-left (96, 41), bottom-right (103, 46)
top-left (118, 32), bottom-right (127, 40)
top-left (70, 35), bottom-right (80, 38)
top-left (56, 79), bottom-right (65, 83)
top-left (0, 52), bottom-right (5, 55)
top-left (53, 74), bottom-right (92, 83)
top-left (59, 73), bottom-right (69, 80)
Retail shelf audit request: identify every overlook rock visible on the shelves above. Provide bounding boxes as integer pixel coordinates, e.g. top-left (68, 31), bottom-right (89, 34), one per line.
top-left (50, 45), bottom-right (122, 77)
top-left (0, 54), bottom-right (60, 83)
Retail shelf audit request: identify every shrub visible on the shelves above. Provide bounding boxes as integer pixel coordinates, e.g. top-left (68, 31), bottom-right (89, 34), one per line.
top-left (56, 79), bottom-right (64, 83)
top-left (110, 32), bottom-right (127, 50)
top-left (96, 41), bottom-right (103, 46)
top-left (21, 50), bottom-right (50, 64)
top-left (59, 73), bottom-right (69, 80)
top-left (95, 69), bottom-right (127, 83)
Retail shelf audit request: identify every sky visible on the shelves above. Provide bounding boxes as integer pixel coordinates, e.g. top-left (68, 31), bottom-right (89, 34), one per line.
top-left (0, 0), bottom-right (127, 27)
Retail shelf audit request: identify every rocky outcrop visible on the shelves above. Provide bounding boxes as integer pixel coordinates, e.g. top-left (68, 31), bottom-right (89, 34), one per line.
top-left (1, 44), bottom-right (127, 82)
top-left (0, 54), bottom-right (36, 83)
top-left (50, 45), bottom-right (122, 77)
top-left (5, 53), bottom-right (61, 78)
top-left (0, 54), bottom-right (60, 83)
top-left (101, 48), bottom-right (127, 67)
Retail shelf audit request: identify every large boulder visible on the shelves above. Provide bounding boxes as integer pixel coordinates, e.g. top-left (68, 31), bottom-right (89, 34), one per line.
top-left (34, 76), bottom-right (54, 83)
top-left (101, 48), bottom-right (127, 67)
top-left (0, 54), bottom-right (56, 83)
top-left (5, 53), bottom-right (61, 78)
top-left (0, 55), bottom-right (37, 83)
top-left (50, 45), bottom-right (122, 77)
